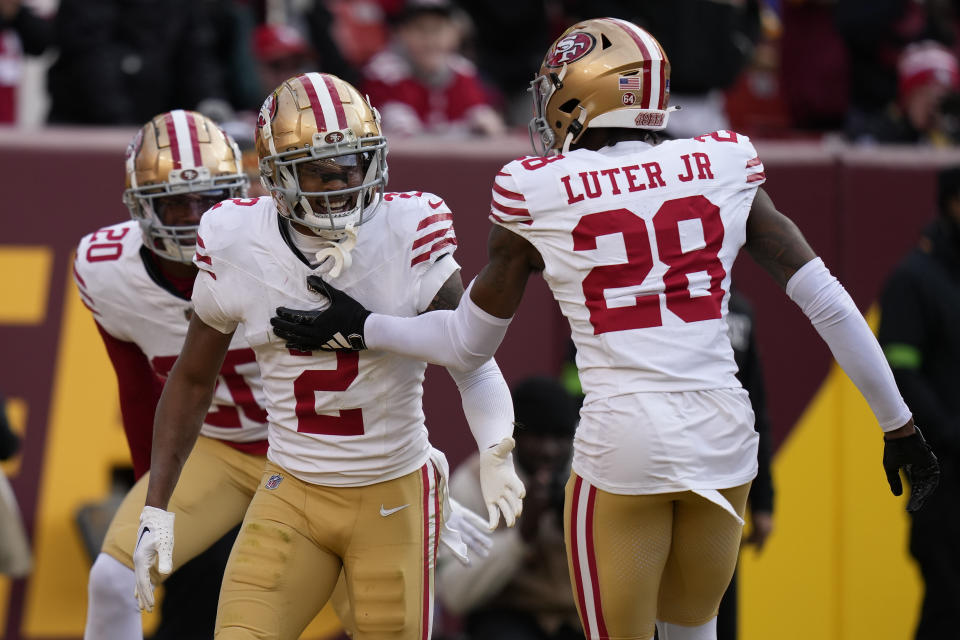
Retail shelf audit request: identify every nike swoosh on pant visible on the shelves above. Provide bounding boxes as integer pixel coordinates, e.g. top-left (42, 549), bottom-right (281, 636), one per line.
top-left (379, 504), bottom-right (411, 516)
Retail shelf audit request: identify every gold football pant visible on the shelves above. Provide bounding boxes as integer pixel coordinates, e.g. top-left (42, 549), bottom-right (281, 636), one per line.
top-left (564, 472), bottom-right (750, 640)
top-left (215, 460), bottom-right (441, 640)
top-left (102, 435), bottom-right (266, 571)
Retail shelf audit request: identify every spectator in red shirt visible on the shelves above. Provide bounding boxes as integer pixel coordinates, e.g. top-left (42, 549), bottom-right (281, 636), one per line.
top-left (362, 0), bottom-right (505, 137)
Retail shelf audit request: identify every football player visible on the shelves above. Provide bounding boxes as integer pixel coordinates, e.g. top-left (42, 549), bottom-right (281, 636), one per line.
top-left (136, 73), bottom-right (524, 640)
top-left (76, 110), bottom-right (266, 640)
top-left (78, 109), bottom-right (493, 640)
top-left (267, 19), bottom-right (941, 640)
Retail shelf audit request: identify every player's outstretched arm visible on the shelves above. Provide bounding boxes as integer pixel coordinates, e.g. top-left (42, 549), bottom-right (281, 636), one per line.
top-left (745, 188), bottom-right (939, 511)
top-left (271, 226), bottom-right (543, 371)
top-left (134, 315), bottom-right (232, 612)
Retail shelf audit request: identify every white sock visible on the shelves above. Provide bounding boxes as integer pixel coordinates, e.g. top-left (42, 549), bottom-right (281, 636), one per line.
top-left (656, 617), bottom-right (717, 640)
top-left (84, 553), bottom-right (143, 640)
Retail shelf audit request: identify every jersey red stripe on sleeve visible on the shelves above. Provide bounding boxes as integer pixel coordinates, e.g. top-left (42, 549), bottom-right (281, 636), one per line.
top-left (491, 199), bottom-right (534, 225)
top-left (411, 237), bottom-right (458, 266)
top-left (746, 157), bottom-right (762, 168)
top-left (412, 228), bottom-right (449, 251)
top-left (493, 181), bottom-right (525, 201)
top-left (747, 172), bottom-right (766, 183)
top-left (416, 212), bottom-right (453, 231)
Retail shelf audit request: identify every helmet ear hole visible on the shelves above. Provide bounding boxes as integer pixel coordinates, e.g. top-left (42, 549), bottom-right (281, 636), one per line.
top-left (558, 99), bottom-right (580, 114)
top-left (600, 33), bottom-right (612, 49)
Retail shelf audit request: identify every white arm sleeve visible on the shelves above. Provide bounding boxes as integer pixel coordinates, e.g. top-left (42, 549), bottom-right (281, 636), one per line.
top-left (366, 280), bottom-right (512, 372)
top-left (786, 258), bottom-right (912, 431)
top-left (446, 358), bottom-right (514, 451)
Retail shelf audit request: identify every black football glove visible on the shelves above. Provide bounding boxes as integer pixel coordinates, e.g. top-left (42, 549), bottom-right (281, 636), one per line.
top-left (882, 427), bottom-right (939, 512)
top-left (270, 275), bottom-right (371, 352)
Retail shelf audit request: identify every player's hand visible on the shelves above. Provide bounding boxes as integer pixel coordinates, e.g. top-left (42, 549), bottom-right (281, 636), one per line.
top-left (270, 275), bottom-right (371, 351)
top-left (744, 510), bottom-right (774, 551)
top-left (883, 427), bottom-right (939, 512)
top-left (133, 506), bottom-right (175, 612)
top-left (444, 498), bottom-right (493, 564)
top-left (479, 437), bottom-right (526, 530)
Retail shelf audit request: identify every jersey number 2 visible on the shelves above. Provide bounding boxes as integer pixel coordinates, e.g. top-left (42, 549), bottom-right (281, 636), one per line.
top-left (573, 195), bottom-right (726, 334)
top-left (291, 350), bottom-right (364, 436)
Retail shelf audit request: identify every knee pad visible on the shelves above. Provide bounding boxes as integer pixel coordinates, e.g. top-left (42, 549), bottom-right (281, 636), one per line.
top-left (350, 566), bottom-right (407, 634)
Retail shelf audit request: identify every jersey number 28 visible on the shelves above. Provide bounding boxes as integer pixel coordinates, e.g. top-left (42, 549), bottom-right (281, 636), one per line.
top-left (573, 195), bottom-right (726, 334)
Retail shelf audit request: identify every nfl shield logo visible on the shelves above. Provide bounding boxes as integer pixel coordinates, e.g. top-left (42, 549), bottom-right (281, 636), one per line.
top-left (265, 474), bottom-right (283, 490)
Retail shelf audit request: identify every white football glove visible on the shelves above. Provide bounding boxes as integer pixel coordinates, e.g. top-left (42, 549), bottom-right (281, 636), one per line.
top-left (479, 436), bottom-right (525, 530)
top-left (133, 506), bottom-right (175, 612)
top-left (442, 497), bottom-right (493, 565)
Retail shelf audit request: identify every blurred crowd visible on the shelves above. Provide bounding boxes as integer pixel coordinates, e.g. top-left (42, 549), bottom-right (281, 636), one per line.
top-left (4, 0), bottom-right (960, 145)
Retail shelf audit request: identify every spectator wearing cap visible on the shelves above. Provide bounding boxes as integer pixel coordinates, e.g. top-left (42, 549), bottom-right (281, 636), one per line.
top-left (846, 39), bottom-right (960, 145)
top-left (437, 376), bottom-right (584, 640)
top-left (896, 41), bottom-right (960, 145)
top-left (361, 0), bottom-right (506, 138)
top-left (253, 23), bottom-right (316, 102)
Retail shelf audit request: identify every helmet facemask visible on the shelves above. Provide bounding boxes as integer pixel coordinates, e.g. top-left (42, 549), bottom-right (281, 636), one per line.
top-left (528, 65), bottom-right (578, 156)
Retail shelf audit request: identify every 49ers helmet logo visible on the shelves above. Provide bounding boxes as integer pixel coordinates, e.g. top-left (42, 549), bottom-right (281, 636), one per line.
top-left (545, 32), bottom-right (596, 68)
top-left (257, 93), bottom-right (277, 130)
top-left (324, 131), bottom-right (344, 144)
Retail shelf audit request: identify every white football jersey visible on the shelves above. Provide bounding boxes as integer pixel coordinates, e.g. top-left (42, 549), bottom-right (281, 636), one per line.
top-left (491, 131), bottom-right (764, 493)
top-left (74, 221), bottom-right (269, 445)
top-left (191, 194), bottom-right (460, 486)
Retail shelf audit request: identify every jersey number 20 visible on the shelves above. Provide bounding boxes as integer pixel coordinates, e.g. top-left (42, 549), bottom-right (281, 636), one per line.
top-left (573, 195), bottom-right (726, 334)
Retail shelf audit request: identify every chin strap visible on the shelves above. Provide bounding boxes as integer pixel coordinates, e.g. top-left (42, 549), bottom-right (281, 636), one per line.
top-left (560, 106), bottom-right (589, 154)
top-left (314, 223), bottom-right (358, 278)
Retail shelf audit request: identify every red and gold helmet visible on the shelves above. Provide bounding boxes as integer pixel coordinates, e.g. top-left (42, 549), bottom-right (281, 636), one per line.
top-left (255, 72), bottom-right (387, 236)
top-left (529, 18), bottom-right (673, 155)
top-left (123, 110), bottom-right (247, 262)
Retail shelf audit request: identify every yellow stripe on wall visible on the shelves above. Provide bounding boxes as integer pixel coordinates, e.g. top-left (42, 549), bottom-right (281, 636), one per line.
top-left (740, 308), bottom-right (921, 640)
top-left (0, 247), bottom-right (53, 324)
